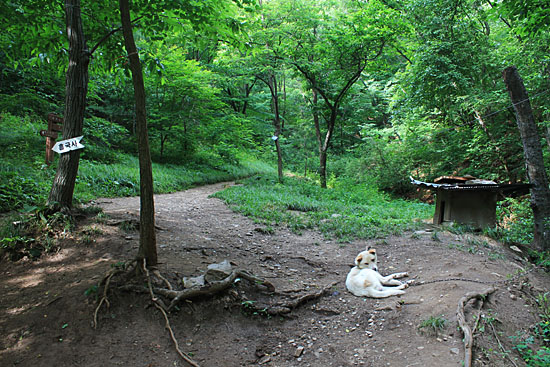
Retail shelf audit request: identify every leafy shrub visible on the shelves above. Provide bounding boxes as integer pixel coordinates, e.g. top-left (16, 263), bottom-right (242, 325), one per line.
top-left (512, 292), bottom-right (550, 366)
top-left (418, 315), bottom-right (447, 335)
top-left (0, 112), bottom-right (45, 163)
top-left (81, 117), bottom-right (129, 163)
top-left (0, 171), bottom-right (44, 211)
top-left (487, 197), bottom-right (534, 245)
top-left (0, 208), bottom-right (71, 260)
top-left (0, 92), bottom-right (55, 117)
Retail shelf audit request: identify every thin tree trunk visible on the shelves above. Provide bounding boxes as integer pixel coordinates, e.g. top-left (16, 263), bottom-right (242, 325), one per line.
top-left (319, 108), bottom-right (337, 189)
top-left (271, 74), bottom-right (283, 184)
top-left (259, 73), bottom-right (284, 183)
top-left (47, 0), bottom-right (89, 211)
top-left (119, 0), bottom-right (158, 266)
top-left (503, 66), bottom-right (550, 251)
top-left (311, 90), bottom-right (325, 187)
top-left (319, 150), bottom-right (328, 188)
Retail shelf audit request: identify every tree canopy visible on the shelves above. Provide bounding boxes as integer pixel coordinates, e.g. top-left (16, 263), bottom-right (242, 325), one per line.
top-left (1, 0), bottom-right (550, 248)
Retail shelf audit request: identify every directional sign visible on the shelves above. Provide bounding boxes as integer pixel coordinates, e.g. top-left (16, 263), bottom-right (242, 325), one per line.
top-left (52, 136), bottom-right (84, 154)
top-left (40, 130), bottom-right (58, 139)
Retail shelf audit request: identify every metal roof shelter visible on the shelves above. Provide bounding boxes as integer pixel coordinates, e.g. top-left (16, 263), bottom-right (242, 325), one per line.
top-left (411, 176), bottom-right (531, 228)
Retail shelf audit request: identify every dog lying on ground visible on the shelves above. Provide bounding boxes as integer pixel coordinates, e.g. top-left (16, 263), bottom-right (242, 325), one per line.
top-left (345, 246), bottom-right (410, 298)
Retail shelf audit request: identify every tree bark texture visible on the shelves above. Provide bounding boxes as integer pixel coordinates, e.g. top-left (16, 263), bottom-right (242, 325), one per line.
top-left (119, 0), bottom-right (158, 266)
top-left (47, 0), bottom-right (90, 210)
top-left (503, 66), bottom-right (550, 251)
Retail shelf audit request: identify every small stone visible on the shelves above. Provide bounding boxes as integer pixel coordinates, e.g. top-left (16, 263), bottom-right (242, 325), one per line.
top-left (450, 348), bottom-right (460, 355)
top-left (258, 355), bottom-right (271, 364)
top-left (295, 346), bottom-right (305, 358)
top-left (510, 294), bottom-right (517, 300)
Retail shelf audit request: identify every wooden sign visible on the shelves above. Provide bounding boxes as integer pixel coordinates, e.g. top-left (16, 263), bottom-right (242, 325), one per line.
top-left (52, 136), bottom-right (85, 154)
top-left (40, 130), bottom-right (58, 139)
top-left (42, 113), bottom-right (65, 165)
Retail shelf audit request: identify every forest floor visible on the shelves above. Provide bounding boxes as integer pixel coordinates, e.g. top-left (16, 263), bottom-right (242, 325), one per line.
top-left (1, 182), bottom-right (549, 367)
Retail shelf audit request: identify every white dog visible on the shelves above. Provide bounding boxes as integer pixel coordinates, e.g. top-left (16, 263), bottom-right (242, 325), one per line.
top-left (346, 246), bottom-right (410, 298)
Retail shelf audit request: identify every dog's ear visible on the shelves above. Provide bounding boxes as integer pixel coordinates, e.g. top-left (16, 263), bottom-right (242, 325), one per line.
top-left (356, 255), bottom-right (363, 263)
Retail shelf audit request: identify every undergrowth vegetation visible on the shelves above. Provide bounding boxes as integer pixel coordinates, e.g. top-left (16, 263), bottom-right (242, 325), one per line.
top-left (511, 292), bottom-right (550, 366)
top-left (0, 112), bottom-right (272, 211)
top-left (213, 175), bottom-right (433, 241)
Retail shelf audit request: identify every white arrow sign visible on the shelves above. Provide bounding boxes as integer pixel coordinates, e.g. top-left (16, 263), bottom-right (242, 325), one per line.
top-left (52, 136), bottom-right (85, 154)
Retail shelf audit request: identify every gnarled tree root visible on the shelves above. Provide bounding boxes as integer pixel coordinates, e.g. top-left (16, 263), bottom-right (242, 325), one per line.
top-left (456, 286), bottom-right (496, 367)
top-left (93, 260), bottom-right (336, 366)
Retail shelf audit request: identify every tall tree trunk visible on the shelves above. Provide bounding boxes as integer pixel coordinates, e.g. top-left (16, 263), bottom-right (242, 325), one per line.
top-left (119, 0), bottom-right (158, 266)
top-left (503, 66), bottom-right (550, 251)
top-left (270, 74), bottom-right (283, 184)
top-left (47, 0), bottom-right (89, 211)
top-left (259, 73), bottom-right (284, 183)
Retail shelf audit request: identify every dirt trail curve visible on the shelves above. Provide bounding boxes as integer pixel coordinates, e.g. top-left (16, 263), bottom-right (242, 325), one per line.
top-left (1, 182), bottom-right (548, 367)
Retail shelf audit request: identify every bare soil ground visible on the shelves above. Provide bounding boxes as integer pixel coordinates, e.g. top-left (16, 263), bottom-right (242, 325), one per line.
top-left (1, 182), bottom-right (548, 367)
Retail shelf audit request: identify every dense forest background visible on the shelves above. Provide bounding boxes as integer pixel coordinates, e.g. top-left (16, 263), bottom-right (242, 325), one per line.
top-left (1, 0), bottom-right (549, 247)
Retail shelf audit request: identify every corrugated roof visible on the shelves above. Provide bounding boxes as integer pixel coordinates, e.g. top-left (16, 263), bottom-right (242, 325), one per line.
top-left (410, 177), bottom-right (531, 195)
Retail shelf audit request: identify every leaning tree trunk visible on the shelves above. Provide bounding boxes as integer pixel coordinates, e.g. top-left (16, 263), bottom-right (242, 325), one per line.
top-left (119, 0), bottom-right (158, 266)
top-left (503, 66), bottom-right (550, 251)
top-left (47, 0), bottom-right (90, 211)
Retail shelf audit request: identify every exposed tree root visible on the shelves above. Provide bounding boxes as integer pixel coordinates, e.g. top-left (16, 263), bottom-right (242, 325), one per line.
top-left (93, 260), bottom-right (136, 329)
top-left (93, 260), bottom-right (335, 366)
top-left (142, 261), bottom-right (200, 367)
top-left (456, 286), bottom-right (496, 367)
top-left (490, 321), bottom-right (519, 367)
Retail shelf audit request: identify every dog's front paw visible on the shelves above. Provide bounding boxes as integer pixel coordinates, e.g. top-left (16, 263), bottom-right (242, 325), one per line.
top-left (405, 279), bottom-right (415, 286)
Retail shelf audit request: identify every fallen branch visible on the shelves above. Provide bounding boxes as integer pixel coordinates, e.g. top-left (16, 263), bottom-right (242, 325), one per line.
top-left (456, 287), bottom-right (496, 367)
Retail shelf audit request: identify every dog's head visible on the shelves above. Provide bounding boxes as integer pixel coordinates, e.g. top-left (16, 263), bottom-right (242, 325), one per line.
top-left (354, 246), bottom-right (378, 271)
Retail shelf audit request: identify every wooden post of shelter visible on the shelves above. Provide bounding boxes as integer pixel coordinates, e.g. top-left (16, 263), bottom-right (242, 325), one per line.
top-left (40, 113), bottom-right (64, 165)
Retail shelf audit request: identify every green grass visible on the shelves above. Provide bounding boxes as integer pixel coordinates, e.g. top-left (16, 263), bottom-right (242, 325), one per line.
top-left (0, 112), bottom-right (272, 211)
top-left (213, 175), bottom-right (433, 240)
top-left (75, 154), bottom-right (272, 202)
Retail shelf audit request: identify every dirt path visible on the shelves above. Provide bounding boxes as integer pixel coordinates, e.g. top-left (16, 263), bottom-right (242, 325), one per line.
top-left (1, 182), bottom-right (548, 366)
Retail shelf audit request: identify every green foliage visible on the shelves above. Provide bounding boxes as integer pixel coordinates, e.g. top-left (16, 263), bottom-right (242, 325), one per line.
top-left (81, 117), bottom-right (129, 163)
top-left (75, 153), bottom-right (270, 202)
top-left (0, 114), bottom-right (55, 211)
top-left (529, 250), bottom-right (550, 270)
top-left (487, 197), bottom-right (534, 246)
top-left (213, 175), bottom-right (432, 240)
top-left (418, 315), bottom-right (447, 335)
top-left (0, 92), bottom-right (57, 117)
top-left (512, 292), bottom-right (550, 366)
top-left (0, 207), bottom-right (72, 260)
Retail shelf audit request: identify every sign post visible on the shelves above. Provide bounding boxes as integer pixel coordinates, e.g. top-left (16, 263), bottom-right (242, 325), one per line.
top-left (40, 113), bottom-right (64, 165)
